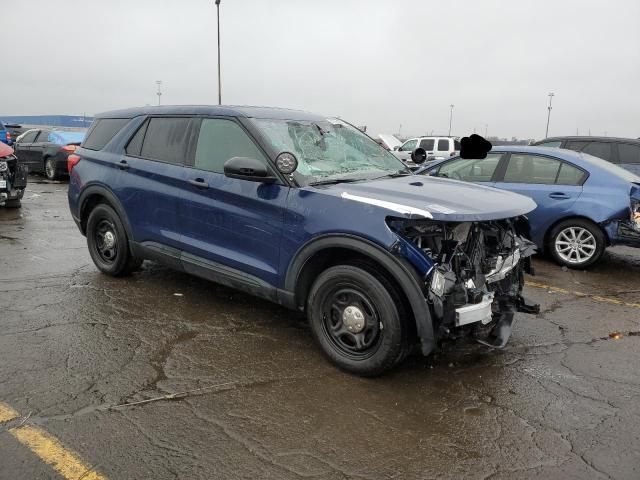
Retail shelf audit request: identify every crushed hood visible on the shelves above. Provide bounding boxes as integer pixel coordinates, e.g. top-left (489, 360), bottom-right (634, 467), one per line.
top-left (321, 175), bottom-right (537, 222)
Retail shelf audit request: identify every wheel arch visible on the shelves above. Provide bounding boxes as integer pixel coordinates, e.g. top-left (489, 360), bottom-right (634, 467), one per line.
top-left (284, 235), bottom-right (436, 356)
top-left (78, 185), bottom-right (135, 246)
top-left (543, 215), bottom-right (611, 251)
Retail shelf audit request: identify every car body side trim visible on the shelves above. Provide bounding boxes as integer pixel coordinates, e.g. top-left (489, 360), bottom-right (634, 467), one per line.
top-left (133, 241), bottom-right (280, 303)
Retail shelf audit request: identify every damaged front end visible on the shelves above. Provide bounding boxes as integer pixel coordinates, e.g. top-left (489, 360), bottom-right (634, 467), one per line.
top-left (389, 217), bottom-right (539, 351)
top-left (0, 146), bottom-right (27, 206)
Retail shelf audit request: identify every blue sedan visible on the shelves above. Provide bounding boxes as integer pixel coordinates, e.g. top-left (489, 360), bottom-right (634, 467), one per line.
top-left (419, 146), bottom-right (640, 268)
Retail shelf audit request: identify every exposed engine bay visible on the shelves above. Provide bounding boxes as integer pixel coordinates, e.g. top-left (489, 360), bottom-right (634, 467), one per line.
top-left (390, 217), bottom-right (539, 349)
top-left (0, 148), bottom-right (27, 206)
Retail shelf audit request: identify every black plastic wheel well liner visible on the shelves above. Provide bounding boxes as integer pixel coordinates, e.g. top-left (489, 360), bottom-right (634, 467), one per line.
top-left (78, 185), bottom-right (135, 252)
top-left (285, 235), bottom-right (435, 356)
top-left (543, 215), bottom-right (610, 250)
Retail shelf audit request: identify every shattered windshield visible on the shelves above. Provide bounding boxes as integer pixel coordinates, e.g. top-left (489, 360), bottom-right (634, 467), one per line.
top-left (252, 118), bottom-right (410, 185)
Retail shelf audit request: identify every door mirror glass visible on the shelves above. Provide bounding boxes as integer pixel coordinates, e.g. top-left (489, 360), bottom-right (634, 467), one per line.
top-left (224, 157), bottom-right (277, 183)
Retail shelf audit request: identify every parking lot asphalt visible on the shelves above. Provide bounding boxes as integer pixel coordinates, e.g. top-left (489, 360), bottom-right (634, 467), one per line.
top-left (1, 178), bottom-right (639, 480)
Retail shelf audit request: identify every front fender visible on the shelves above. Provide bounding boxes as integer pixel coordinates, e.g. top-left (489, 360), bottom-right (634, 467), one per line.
top-left (284, 234), bottom-right (436, 356)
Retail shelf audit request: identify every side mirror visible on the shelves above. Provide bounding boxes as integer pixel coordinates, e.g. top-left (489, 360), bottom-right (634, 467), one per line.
top-left (224, 157), bottom-right (277, 183)
top-left (393, 145), bottom-right (400, 151)
top-left (411, 147), bottom-right (427, 164)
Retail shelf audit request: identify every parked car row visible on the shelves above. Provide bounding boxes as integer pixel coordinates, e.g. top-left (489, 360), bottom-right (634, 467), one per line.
top-left (392, 136), bottom-right (460, 168)
top-left (12, 128), bottom-right (86, 180)
top-left (0, 142), bottom-right (28, 208)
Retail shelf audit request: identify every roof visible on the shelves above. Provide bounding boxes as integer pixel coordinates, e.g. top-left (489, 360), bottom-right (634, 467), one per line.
top-left (537, 136), bottom-right (640, 144)
top-left (490, 145), bottom-right (598, 162)
top-left (95, 105), bottom-right (327, 122)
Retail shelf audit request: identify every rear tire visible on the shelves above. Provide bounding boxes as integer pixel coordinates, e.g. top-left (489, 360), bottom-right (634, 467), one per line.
top-left (44, 157), bottom-right (58, 181)
top-left (547, 218), bottom-right (605, 269)
top-left (86, 204), bottom-right (142, 276)
top-left (307, 265), bottom-right (407, 376)
top-left (3, 199), bottom-right (21, 208)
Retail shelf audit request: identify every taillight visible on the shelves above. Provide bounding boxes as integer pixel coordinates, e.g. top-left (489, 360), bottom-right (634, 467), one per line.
top-left (60, 144), bottom-right (78, 153)
top-left (6, 132), bottom-right (11, 141)
top-left (67, 154), bottom-right (81, 173)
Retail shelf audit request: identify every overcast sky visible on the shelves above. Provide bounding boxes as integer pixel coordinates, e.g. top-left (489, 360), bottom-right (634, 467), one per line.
top-left (2, 0), bottom-right (639, 139)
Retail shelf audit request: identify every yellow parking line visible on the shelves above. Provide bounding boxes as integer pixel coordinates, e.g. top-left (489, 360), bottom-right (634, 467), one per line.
top-left (0, 402), bottom-right (20, 423)
top-left (10, 425), bottom-right (106, 480)
top-left (525, 280), bottom-right (640, 310)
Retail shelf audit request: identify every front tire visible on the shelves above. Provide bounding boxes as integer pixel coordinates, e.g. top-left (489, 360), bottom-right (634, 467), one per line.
top-left (44, 157), bottom-right (58, 181)
top-left (548, 219), bottom-right (605, 269)
top-left (86, 204), bottom-right (142, 276)
top-left (307, 265), bottom-right (407, 376)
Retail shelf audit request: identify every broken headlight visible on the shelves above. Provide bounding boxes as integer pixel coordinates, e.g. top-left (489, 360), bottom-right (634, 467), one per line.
top-left (430, 269), bottom-right (446, 297)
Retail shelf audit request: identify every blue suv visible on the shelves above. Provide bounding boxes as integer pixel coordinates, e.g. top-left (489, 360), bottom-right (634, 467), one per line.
top-left (69, 106), bottom-right (539, 375)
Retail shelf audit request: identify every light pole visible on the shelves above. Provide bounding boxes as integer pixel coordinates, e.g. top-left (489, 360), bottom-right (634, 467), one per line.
top-left (485, 124), bottom-right (488, 137)
top-left (448, 104), bottom-right (454, 136)
top-left (215, 0), bottom-right (222, 105)
top-left (545, 92), bottom-right (554, 138)
top-left (156, 80), bottom-right (162, 106)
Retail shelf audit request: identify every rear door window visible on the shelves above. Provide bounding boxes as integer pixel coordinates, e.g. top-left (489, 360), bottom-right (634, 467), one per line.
top-left (581, 142), bottom-right (613, 162)
top-left (418, 139), bottom-right (435, 150)
top-left (139, 117), bottom-right (191, 164)
top-left (618, 143), bottom-right (640, 165)
top-left (566, 141), bottom-right (588, 151)
top-left (83, 118), bottom-right (130, 151)
top-left (503, 154), bottom-right (561, 184)
top-left (437, 139), bottom-right (450, 151)
top-left (194, 118), bottom-right (267, 174)
top-left (35, 131), bottom-right (51, 143)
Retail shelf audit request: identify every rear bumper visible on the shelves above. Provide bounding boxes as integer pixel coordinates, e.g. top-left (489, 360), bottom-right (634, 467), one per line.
top-left (603, 218), bottom-right (640, 248)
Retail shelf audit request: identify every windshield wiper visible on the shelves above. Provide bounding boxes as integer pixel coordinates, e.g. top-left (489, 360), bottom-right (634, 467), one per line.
top-left (369, 170), bottom-right (413, 181)
top-left (308, 178), bottom-right (362, 186)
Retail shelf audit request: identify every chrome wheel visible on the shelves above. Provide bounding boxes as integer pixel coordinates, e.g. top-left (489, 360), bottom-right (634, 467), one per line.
top-left (45, 158), bottom-right (56, 179)
top-left (555, 226), bottom-right (597, 264)
top-left (94, 219), bottom-right (118, 263)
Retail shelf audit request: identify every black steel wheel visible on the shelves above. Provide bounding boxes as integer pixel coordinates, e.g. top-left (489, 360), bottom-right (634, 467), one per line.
top-left (321, 287), bottom-right (383, 360)
top-left (307, 265), bottom-right (406, 376)
top-left (86, 204), bottom-right (142, 276)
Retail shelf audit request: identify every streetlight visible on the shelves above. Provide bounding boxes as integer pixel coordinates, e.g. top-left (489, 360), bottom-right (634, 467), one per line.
top-left (156, 80), bottom-right (162, 106)
top-left (545, 92), bottom-right (554, 138)
top-left (485, 124), bottom-right (488, 137)
top-left (214, 0), bottom-right (222, 105)
top-left (448, 104), bottom-right (454, 136)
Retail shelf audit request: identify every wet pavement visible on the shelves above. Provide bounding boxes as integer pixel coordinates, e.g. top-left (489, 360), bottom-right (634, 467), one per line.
top-left (1, 179), bottom-right (639, 479)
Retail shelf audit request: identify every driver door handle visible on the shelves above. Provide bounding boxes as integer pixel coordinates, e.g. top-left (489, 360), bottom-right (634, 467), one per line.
top-left (549, 192), bottom-right (570, 200)
top-left (189, 178), bottom-right (209, 189)
top-left (118, 160), bottom-right (130, 171)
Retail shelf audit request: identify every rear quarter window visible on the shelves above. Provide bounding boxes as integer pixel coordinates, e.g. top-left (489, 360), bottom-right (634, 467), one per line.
top-left (83, 118), bottom-right (130, 151)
